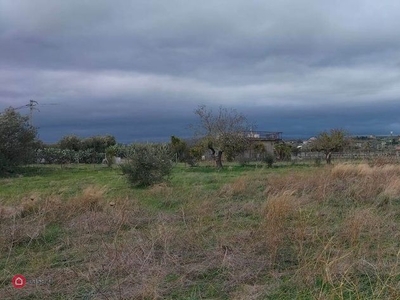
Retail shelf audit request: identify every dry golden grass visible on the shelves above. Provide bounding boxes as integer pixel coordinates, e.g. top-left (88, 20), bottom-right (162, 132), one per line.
top-left (332, 163), bottom-right (369, 178)
top-left (263, 191), bottom-right (300, 264)
top-left (146, 182), bottom-right (173, 197)
top-left (257, 163), bottom-right (400, 298)
top-left (218, 175), bottom-right (254, 199)
top-left (383, 177), bottom-right (400, 199)
top-left (68, 185), bottom-right (107, 213)
top-left (332, 162), bottom-right (400, 179)
top-left (341, 208), bottom-right (381, 246)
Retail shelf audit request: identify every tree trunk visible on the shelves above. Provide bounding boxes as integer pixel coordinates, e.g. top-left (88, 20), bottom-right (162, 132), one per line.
top-left (326, 151), bottom-right (332, 164)
top-left (208, 145), bottom-right (223, 169)
top-left (216, 150), bottom-right (223, 169)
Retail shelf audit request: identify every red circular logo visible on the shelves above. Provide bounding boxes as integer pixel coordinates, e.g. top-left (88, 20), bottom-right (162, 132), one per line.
top-left (12, 274), bottom-right (26, 288)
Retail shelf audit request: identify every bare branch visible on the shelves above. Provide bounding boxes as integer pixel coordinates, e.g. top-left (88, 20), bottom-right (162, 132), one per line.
top-left (191, 105), bottom-right (250, 168)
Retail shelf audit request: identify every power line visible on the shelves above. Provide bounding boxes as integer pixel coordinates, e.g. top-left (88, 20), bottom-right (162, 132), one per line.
top-left (13, 100), bottom-right (59, 127)
top-left (28, 100), bottom-right (39, 127)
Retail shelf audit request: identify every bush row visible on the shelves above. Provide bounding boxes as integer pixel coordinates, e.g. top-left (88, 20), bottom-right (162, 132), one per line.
top-left (36, 148), bottom-right (105, 164)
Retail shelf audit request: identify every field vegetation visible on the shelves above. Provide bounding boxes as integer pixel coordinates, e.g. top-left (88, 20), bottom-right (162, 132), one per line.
top-left (1, 160), bottom-right (400, 299)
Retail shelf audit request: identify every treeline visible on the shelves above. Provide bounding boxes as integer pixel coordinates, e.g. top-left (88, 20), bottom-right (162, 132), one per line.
top-left (1, 105), bottom-right (349, 187)
top-left (38, 135), bottom-right (186, 165)
top-left (37, 135), bottom-right (117, 164)
top-left (169, 135), bottom-right (294, 166)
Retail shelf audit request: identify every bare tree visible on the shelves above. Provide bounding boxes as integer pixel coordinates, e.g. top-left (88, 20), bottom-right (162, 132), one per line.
top-left (192, 105), bottom-right (249, 168)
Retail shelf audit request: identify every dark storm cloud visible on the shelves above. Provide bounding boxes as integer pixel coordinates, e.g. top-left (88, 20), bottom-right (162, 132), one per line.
top-left (1, 0), bottom-right (400, 142)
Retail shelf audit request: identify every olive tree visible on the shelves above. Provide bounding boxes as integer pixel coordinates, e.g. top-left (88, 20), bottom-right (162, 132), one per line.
top-left (0, 108), bottom-right (38, 173)
top-left (311, 129), bottom-right (349, 164)
top-left (192, 105), bottom-right (249, 168)
top-left (121, 144), bottom-right (173, 187)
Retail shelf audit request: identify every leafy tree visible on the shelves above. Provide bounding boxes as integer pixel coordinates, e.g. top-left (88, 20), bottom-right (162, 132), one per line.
top-left (192, 105), bottom-right (249, 168)
top-left (224, 141), bottom-right (248, 162)
top-left (274, 143), bottom-right (292, 161)
top-left (252, 142), bottom-right (266, 160)
top-left (82, 135), bottom-right (116, 153)
top-left (102, 135), bottom-right (117, 149)
top-left (0, 108), bottom-right (38, 174)
top-left (311, 129), bottom-right (349, 164)
top-left (105, 145), bottom-right (118, 167)
top-left (188, 143), bottom-right (205, 160)
top-left (170, 136), bottom-right (189, 162)
top-left (181, 141), bottom-right (204, 166)
top-left (58, 135), bottom-right (82, 151)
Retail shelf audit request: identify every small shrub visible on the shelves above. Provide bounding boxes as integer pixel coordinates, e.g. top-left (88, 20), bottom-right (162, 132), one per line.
top-left (121, 144), bottom-right (173, 187)
top-left (105, 145), bottom-right (117, 167)
top-left (263, 153), bottom-right (275, 168)
top-left (69, 185), bottom-right (106, 213)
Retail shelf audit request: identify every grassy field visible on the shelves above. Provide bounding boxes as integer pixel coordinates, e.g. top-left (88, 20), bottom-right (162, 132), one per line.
top-left (1, 162), bottom-right (400, 299)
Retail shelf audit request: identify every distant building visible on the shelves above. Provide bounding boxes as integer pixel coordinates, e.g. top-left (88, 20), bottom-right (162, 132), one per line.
top-left (244, 131), bottom-right (283, 159)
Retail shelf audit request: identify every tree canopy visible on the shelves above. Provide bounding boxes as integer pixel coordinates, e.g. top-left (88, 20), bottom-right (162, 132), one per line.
top-left (0, 108), bottom-right (38, 174)
top-left (170, 136), bottom-right (189, 163)
top-left (192, 105), bottom-right (249, 168)
top-left (274, 143), bottom-right (292, 161)
top-left (311, 129), bottom-right (349, 164)
top-left (57, 134), bottom-right (116, 153)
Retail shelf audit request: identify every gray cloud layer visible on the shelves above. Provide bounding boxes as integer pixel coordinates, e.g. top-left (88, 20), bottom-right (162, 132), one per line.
top-left (1, 0), bottom-right (400, 142)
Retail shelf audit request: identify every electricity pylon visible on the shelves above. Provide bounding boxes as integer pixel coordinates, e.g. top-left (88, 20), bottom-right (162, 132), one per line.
top-left (15, 100), bottom-right (58, 127)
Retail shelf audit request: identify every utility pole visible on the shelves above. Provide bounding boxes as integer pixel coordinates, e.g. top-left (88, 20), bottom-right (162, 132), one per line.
top-left (14, 100), bottom-right (58, 127)
top-left (28, 100), bottom-right (39, 127)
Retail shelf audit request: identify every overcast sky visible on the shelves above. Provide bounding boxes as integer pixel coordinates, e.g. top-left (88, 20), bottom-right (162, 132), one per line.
top-left (1, 0), bottom-right (400, 143)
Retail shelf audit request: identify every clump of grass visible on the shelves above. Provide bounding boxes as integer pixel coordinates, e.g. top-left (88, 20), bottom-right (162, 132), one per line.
top-left (369, 156), bottom-right (399, 167)
top-left (146, 183), bottom-right (173, 198)
top-left (262, 191), bottom-right (300, 265)
top-left (340, 208), bottom-right (381, 246)
top-left (382, 176), bottom-right (400, 199)
top-left (332, 163), bottom-right (400, 178)
top-left (219, 175), bottom-right (249, 198)
top-left (331, 163), bottom-right (375, 178)
top-left (68, 185), bottom-right (107, 213)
